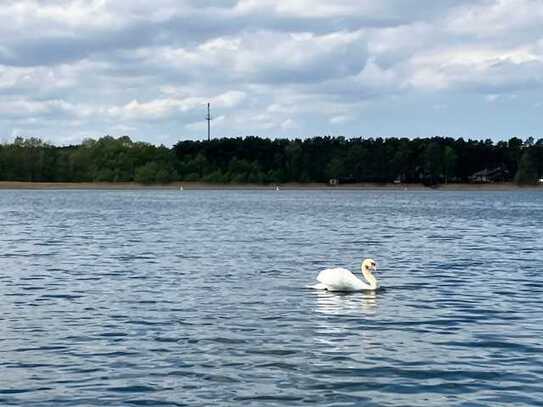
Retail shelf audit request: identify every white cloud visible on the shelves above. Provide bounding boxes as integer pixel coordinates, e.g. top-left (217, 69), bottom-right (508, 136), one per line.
top-left (0, 0), bottom-right (541, 143)
top-left (280, 118), bottom-right (298, 129)
top-left (406, 46), bottom-right (543, 91)
top-left (212, 91), bottom-right (247, 108)
top-left (446, 0), bottom-right (543, 38)
top-left (329, 115), bottom-right (353, 125)
top-left (148, 30), bottom-right (367, 85)
top-left (235, 0), bottom-right (368, 18)
top-left (0, 98), bottom-right (78, 117)
top-left (104, 91), bottom-right (246, 121)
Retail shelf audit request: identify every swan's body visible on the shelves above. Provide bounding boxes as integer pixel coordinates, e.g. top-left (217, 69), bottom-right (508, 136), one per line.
top-left (310, 259), bottom-right (378, 291)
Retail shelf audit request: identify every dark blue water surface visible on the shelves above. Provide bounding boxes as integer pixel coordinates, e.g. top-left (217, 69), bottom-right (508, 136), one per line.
top-left (1, 189), bottom-right (542, 406)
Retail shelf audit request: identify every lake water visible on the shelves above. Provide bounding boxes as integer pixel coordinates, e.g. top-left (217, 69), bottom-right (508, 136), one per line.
top-left (1, 189), bottom-right (542, 406)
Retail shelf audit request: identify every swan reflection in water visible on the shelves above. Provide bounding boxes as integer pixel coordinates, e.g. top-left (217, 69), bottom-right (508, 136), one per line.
top-left (313, 289), bottom-right (378, 316)
top-left (312, 290), bottom-right (381, 353)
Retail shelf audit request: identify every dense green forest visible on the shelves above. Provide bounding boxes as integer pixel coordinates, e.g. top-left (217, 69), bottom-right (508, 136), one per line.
top-left (0, 135), bottom-right (542, 185)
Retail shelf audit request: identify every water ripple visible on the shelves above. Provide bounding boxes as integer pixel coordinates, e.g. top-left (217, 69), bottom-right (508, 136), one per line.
top-left (1, 189), bottom-right (542, 406)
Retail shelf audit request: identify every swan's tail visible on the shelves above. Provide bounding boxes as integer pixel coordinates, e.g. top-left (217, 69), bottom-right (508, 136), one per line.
top-left (306, 283), bottom-right (328, 290)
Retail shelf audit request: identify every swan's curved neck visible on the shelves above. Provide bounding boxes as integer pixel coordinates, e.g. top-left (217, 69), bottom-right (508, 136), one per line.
top-left (362, 268), bottom-right (378, 290)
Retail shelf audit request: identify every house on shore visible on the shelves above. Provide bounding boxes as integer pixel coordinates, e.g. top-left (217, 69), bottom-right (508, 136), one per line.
top-left (469, 166), bottom-right (509, 183)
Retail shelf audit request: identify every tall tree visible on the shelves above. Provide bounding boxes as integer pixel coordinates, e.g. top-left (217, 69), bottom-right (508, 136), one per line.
top-left (424, 142), bottom-right (443, 184)
top-left (443, 146), bottom-right (458, 184)
top-left (515, 149), bottom-right (538, 185)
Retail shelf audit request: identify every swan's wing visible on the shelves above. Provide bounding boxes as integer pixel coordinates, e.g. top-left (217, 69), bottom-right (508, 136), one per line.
top-left (316, 268), bottom-right (368, 291)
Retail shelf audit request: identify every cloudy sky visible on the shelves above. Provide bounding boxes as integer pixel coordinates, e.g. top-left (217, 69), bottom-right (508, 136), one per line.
top-left (1, 0), bottom-right (542, 145)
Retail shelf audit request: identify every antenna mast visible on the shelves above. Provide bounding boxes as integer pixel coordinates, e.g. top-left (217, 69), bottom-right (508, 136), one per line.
top-left (206, 103), bottom-right (212, 141)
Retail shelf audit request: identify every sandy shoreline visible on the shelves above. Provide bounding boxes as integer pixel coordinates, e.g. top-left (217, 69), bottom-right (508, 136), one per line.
top-left (0, 181), bottom-right (541, 191)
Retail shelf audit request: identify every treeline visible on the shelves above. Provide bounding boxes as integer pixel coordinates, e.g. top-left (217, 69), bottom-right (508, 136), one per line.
top-left (0, 135), bottom-right (542, 184)
top-left (0, 136), bottom-right (177, 184)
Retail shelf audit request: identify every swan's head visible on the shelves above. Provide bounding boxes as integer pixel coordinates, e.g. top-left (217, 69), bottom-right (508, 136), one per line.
top-left (362, 258), bottom-right (377, 273)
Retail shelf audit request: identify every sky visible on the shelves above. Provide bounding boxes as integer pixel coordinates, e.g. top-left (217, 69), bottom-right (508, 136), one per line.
top-left (0, 0), bottom-right (542, 146)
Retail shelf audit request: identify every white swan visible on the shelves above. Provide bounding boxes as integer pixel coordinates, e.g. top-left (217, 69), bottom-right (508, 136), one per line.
top-left (309, 259), bottom-right (378, 291)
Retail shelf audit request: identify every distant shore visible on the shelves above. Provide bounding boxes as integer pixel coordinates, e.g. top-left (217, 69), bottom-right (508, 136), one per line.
top-left (0, 181), bottom-right (541, 191)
